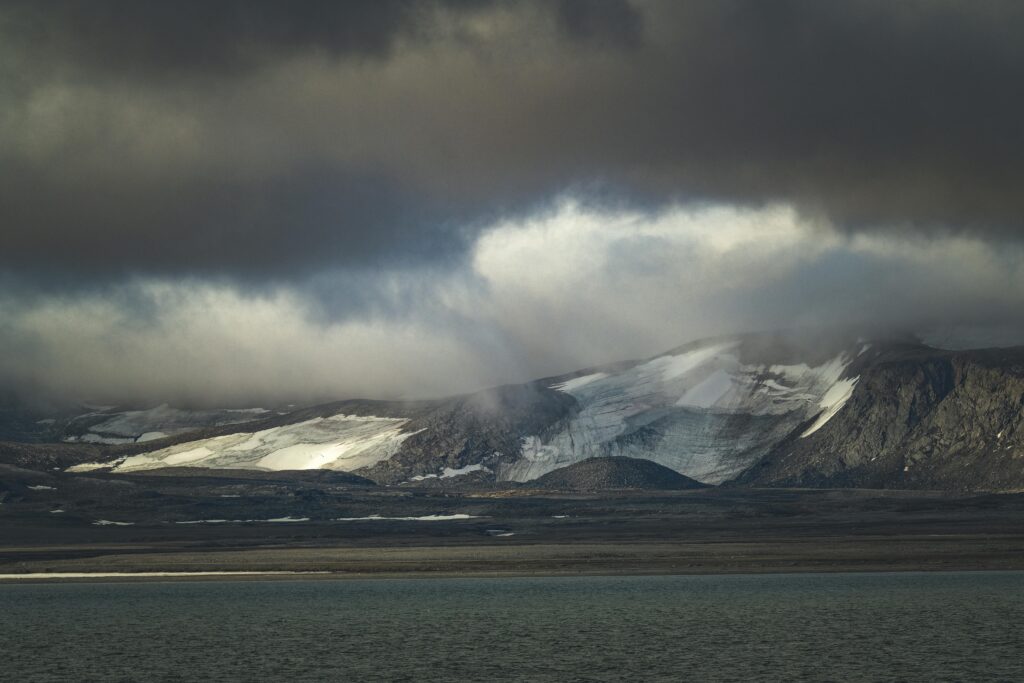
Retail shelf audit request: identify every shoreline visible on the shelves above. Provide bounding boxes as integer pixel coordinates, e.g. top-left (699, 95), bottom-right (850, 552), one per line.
top-left (3, 565), bottom-right (1024, 584)
top-left (4, 533), bottom-right (1024, 582)
top-left (6, 488), bottom-right (1024, 584)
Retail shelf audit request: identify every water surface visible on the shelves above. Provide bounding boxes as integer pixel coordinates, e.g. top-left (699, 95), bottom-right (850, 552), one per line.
top-left (2, 572), bottom-right (1022, 681)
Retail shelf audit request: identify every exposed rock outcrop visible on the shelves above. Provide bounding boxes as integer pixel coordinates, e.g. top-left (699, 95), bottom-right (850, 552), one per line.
top-left (736, 346), bottom-right (1024, 491)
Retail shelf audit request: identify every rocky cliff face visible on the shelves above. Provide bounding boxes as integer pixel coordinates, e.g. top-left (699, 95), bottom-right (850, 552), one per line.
top-left (736, 345), bottom-right (1024, 491)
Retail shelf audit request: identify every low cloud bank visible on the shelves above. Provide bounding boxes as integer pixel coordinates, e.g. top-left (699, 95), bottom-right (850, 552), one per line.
top-left (3, 200), bottom-right (1024, 405)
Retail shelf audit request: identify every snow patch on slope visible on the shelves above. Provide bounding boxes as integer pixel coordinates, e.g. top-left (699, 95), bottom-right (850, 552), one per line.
top-left (675, 369), bottom-right (734, 408)
top-left (801, 377), bottom-right (859, 437)
top-left (176, 517), bottom-right (310, 524)
top-left (551, 372), bottom-right (609, 393)
top-left (66, 461), bottom-right (115, 472)
top-left (658, 342), bottom-right (738, 380)
top-left (333, 514), bottom-right (477, 521)
top-left (69, 414), bottom-right (417, 473)
top-left (409, 463), bottom-right (492, 481)
top-left (441, 463), bottom-right (488, 478)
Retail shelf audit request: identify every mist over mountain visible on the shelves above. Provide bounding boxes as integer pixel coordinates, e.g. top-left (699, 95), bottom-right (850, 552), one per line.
top-left (3, 2), bottom-right (1024, 494)
top-left (0, 328), bottom-right (1019, 494)
top-left (2, 1), bottom-right (1024, 408)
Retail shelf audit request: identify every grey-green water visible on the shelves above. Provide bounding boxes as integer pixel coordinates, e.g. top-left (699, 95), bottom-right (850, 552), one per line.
top-left (2, 572), bottom-right (1023, 682)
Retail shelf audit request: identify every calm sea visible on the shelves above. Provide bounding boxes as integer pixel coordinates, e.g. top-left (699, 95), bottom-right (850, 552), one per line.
top-left (2, 572), bottom-right (1022, 682)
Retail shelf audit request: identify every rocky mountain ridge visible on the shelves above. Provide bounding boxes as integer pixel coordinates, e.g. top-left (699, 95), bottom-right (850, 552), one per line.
top-left (737, 345), bottom-right (1024, 491)
top-left (3, 330), bottom-right (1024, 491)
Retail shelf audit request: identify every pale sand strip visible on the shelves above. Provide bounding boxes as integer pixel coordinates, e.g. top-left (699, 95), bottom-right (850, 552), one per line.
top-left (0, 571), bottom-right (329, 580)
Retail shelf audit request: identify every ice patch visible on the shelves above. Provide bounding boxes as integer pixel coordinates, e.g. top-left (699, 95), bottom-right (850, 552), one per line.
top-left (162, 447), bottom-right (213, 465)
top-left (66, 462), bottom-right (113, 473)
top-left (27, 485), bottom-right (56, 491)
top-left (551, 373), bottom-right (609, 393)
top-left (114, 455), bottom-right (158, 469)
top-left (442, 463), bottom-right (488, 478)
top-left (760, 379), bottom-right (791, 393)
top-left (93, 519), bottom-right (134, 526)
top-left (655, 342), bottom-right (739, 381)
top-left (675, 370), bottom-right (734, 409)
top-left (332, 514), bottom-right (477, 521)
top-left (257, 442), bottom-right (356, 470)
top-left (74, 414), bottom-right (419, 473)
top-left (176, 516), bottom-right (309, 524)
top-left (800, 377), bottom-right (859, 437)
top-left (409, 463), bottom-right (490, 481)
top-left (137, 431), bottom-right (168, 443)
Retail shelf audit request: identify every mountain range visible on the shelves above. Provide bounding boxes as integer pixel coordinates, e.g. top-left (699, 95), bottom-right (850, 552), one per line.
top-left (3, 329), bottom-right (1023, 492)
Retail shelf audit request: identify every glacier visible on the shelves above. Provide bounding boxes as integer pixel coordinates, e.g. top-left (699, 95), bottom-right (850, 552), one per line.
top-left (499, 340), bottom-right (860, 484)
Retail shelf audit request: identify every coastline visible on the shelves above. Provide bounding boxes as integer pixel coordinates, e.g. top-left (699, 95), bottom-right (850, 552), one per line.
top-left (6, 488), bottom-right (1024, 583)
top-left (4, 533), bottom-right (1024, 582)
top-left (5, 567), bottom-right (1024, 584)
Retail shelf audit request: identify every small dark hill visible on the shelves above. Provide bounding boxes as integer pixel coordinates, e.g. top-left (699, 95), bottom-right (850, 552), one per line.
top-left (533, 457), bottom-right (709, 491)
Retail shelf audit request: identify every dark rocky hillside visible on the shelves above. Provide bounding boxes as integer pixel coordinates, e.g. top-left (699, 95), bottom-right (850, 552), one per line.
top-left (737, 345), bottom-right (1024, 491)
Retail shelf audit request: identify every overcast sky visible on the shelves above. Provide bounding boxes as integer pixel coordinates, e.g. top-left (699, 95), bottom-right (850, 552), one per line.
top-left (3, 0), bottom-right (1024, 405)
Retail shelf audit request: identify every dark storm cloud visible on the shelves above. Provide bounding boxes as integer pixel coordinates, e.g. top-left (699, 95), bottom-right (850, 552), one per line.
top-left (2, 0), bottom-right (1024, 278)
top-left (0, 0), bottom-right (638, 78)
top-left (0, 163), bottom-right (476, 275)
top-left (3, 0), bottom-right (459, 74)
top-left (556, 0), bottom-right (643, 48)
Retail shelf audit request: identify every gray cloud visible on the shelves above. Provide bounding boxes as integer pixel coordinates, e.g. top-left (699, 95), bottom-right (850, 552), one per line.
top-left (3, 0), bottom-right (467, 74)
top-left (3, 1), bottom-right (1024, 405)
top-left (556, 0), bottom-right (643, 48)
top-left (1, 0), bottom-right (1023, 278)
top-left (4, 202), bottom-right (1024, 406)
